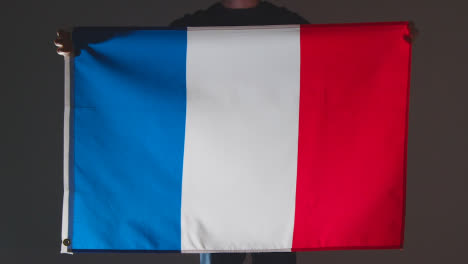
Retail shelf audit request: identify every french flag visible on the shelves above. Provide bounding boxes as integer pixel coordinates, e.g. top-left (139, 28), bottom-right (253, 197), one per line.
top-left (61, 22), bottom-right (412, 253)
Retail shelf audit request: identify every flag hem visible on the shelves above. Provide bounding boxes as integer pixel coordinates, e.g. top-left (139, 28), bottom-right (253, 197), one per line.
top-left (69, 245), bottom-right (402, 253)
top-left (400, 22), bottom-right (413, 249)
top-left (61, 55), bottom-right (73, 254)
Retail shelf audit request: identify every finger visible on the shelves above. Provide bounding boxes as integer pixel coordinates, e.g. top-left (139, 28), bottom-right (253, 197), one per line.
top-left (57, 50), bottom-right (69, 56)
top-left (56, 29), bottom-right (72, 41)
top-left (57, 47), bottom-right (70, 56)
top-left (55, 30), bottom-right (64, 46)
top-left (54, 38), bottom-right (64, 47)
top-left (408, 21), bottom-right (419, 38)
top-left (402, 21), bottom-right (417, 44)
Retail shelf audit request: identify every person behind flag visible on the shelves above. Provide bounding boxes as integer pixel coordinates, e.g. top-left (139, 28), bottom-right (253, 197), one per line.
top-left (54, 1), bottom-right (417, 263)
top-left (170, 0), bottom-right (308, 27)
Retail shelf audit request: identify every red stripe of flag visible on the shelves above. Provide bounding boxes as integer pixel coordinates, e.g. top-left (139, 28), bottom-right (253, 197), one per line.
top-left (293, 22), bottom-right (411, 251)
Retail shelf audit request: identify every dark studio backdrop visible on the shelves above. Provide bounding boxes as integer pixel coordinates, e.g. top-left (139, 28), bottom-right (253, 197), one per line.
top-left (1, 0), bottom-right (467, 263)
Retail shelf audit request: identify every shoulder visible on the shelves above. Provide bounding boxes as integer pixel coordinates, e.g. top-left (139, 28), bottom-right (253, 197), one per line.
top-left (169, 3), bottom-right (222, 27)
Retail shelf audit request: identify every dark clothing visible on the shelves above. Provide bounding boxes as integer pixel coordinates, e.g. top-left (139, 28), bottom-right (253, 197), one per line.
top-left (170, 1), bottom-right (309, 27)
top-left (210, 252), bottom-right (299, 264)
top-left (169, 2), bottom-right (307, 264)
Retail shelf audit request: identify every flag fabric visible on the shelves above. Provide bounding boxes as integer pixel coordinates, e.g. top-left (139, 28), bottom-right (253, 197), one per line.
top-left (61, 22), bottom-right (412, 253)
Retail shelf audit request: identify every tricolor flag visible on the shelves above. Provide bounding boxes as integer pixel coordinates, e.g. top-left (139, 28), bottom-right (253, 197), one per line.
top-left (61, 22), bottom-right (412, 253)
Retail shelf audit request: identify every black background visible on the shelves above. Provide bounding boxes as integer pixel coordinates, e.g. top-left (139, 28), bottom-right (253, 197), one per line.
top-left (1, 0), bottom-right (467, 263)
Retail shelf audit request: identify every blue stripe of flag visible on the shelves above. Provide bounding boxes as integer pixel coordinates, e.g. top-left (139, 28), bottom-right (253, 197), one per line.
top-left (71, 29), bottom-right (187, 251)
